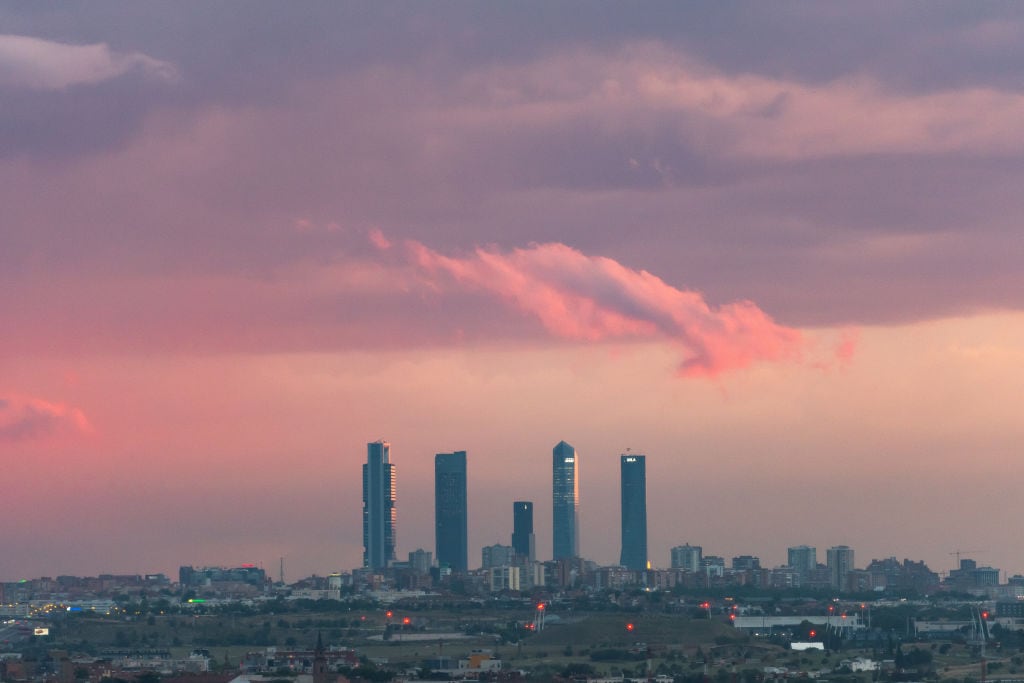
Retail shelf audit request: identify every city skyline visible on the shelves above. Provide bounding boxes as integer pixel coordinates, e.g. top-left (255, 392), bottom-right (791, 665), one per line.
top-left (4, 4), bottom-right (1024, 582)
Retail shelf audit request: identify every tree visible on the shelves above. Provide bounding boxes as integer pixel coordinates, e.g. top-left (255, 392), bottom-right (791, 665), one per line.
top-left (561, 663), bottom-right (595, 678)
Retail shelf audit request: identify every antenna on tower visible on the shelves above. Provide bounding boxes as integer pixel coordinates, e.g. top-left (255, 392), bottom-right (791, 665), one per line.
top-left (279, 556), bottom-right (285, 585)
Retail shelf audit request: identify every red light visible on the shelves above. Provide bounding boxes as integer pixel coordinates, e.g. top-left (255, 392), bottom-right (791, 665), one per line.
top-left (809, 630), bottom-right (816, 638)
top-left (982, 611), bottom-right (989, 619)
top-left (842, 614), bottom-right (847, 619)
top-left (537, 603), bottom-right (545, 610)
top-left (729, 614), bottom-right (735, 621)
top-left (402, 617), bottom-right (411, 625)
top-left (626, 623), bottom-right (635, 631)
top-left (385, 611), bottom-right (393, 619)
top-left (360, 616), bottom-right (366, 621)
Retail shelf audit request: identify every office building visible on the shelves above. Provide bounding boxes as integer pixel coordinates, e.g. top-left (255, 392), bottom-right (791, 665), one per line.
top-left (552, 440), bottom-right (580, 560)
top-left (827, 545), bottom-right (855, 591)
top-left (732, 555), bottom-right (761, 570)
top-left (435, 451), bottom-right (468, 573)
top-left (671, 544), bottom-right (703, 572)
top-left (619, 453), bottom-right (647, 571)
top-left (702, 555), bottom-right (726, 577)
top-left (363, 441), bottom-right (396, 570)
top-left (788, 545), bottom-right (817, 583)
top-left (511, 501), bottom-right (535, 563)
top-left (482, 544), bottom-right (516, 570)
top-left (489, 566), bottom-right (520, 592)
top-left (408, 549), bottom-right (432, 574)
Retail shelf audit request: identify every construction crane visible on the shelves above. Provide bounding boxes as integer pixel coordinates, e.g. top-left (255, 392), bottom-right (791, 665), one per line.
top-left (949, 549), bottom-right (985, 566)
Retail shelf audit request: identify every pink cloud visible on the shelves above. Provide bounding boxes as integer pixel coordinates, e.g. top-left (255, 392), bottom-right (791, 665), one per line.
top-left (403, 239), bottom-right (802, 377)
top-left (835, 328), bottom-right (860, 363)
top-left (0, 394), bottom-right (93, 443)
top-left (368, 228), bottom-right (392, 250)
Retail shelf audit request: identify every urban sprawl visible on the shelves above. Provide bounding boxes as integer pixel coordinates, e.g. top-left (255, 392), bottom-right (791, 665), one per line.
top-left (3, 441), bottom-right (1022, 683)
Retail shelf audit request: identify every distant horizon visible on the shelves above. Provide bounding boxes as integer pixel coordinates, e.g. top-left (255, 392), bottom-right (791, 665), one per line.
top-left (1, 438), bottom-right (1008, 584)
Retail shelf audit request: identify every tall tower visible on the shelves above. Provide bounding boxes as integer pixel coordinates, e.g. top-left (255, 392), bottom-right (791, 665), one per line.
top-left (362, 441), bottom-right (396, 570)
top-left (827, 545), bottom-right (855, 591)
top-left (619, 453), bottom-right (648, 571)
top-left (552, 441), bottom-right (579, 560)
top-left (511, 501), bottom-right (535, 563)
top-left (435, 451), bottom-right (468, 573)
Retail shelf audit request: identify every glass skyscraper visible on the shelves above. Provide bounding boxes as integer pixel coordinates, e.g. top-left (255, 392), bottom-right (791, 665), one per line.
top-left (619, 453), bottom-right (647, 571)
top-left (511, 500), bottom-right (535, 563)
top-left (362, 440), bottom-right (396, 569)
top-left (434, 451), bottom-right (468, 573)
top-left (552, 440), bottom-right (579, 560)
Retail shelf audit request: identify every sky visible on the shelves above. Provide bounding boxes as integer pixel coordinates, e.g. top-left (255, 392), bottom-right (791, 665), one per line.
top-left (3, 2), bottom-right (1024, 583)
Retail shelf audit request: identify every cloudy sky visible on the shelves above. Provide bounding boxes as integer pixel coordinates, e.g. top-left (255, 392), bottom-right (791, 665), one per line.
top-left (3, 2), bottom-right (1024, 582)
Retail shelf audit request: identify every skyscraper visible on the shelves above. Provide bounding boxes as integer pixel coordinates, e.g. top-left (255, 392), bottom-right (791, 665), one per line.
top-left (511, 501), bottom-right (535, 563)
top-left (619, 453), bottom-right (647, 571)
top-left (362, 441), bottom-right (396, 569)
top-left (552, 441), bottom-right (579, 560)
top-left (434, 451), bottom-right (468, 573)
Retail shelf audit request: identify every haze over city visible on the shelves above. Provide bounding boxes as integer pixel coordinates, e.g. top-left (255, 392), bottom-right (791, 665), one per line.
top-left (3, 3), bottom-right (1024, 582)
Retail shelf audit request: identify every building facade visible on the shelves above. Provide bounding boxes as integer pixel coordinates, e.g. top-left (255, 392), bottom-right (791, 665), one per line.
top-left (489, 566), bottom-right (520, 592)
top-left (482, 543), bottom-right (516, 570)
top-left (408, 549), bottom-right (433, 574)
top-left (435, 451), bottom-right (468, 573)
top-left (363, 440), bottom-right (397, 569)
top-left (619, 453), bottom-right (648, 571)
top-left (552, 441), bottom-right (580, 560)
top-left (511, 501), bottom-right (535, 563)
top-left (787, 545), bottom-right (817, 583)
top-left (827, 545), bottom-right (855, 590)
top-left (671, 544), bottom-right (703, 572)
top-left (732, 555), bottom-right (762, 570)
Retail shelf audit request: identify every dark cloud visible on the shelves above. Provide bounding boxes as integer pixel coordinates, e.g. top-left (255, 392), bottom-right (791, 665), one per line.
top-left (1, 3), bottom-right (1023, 341)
